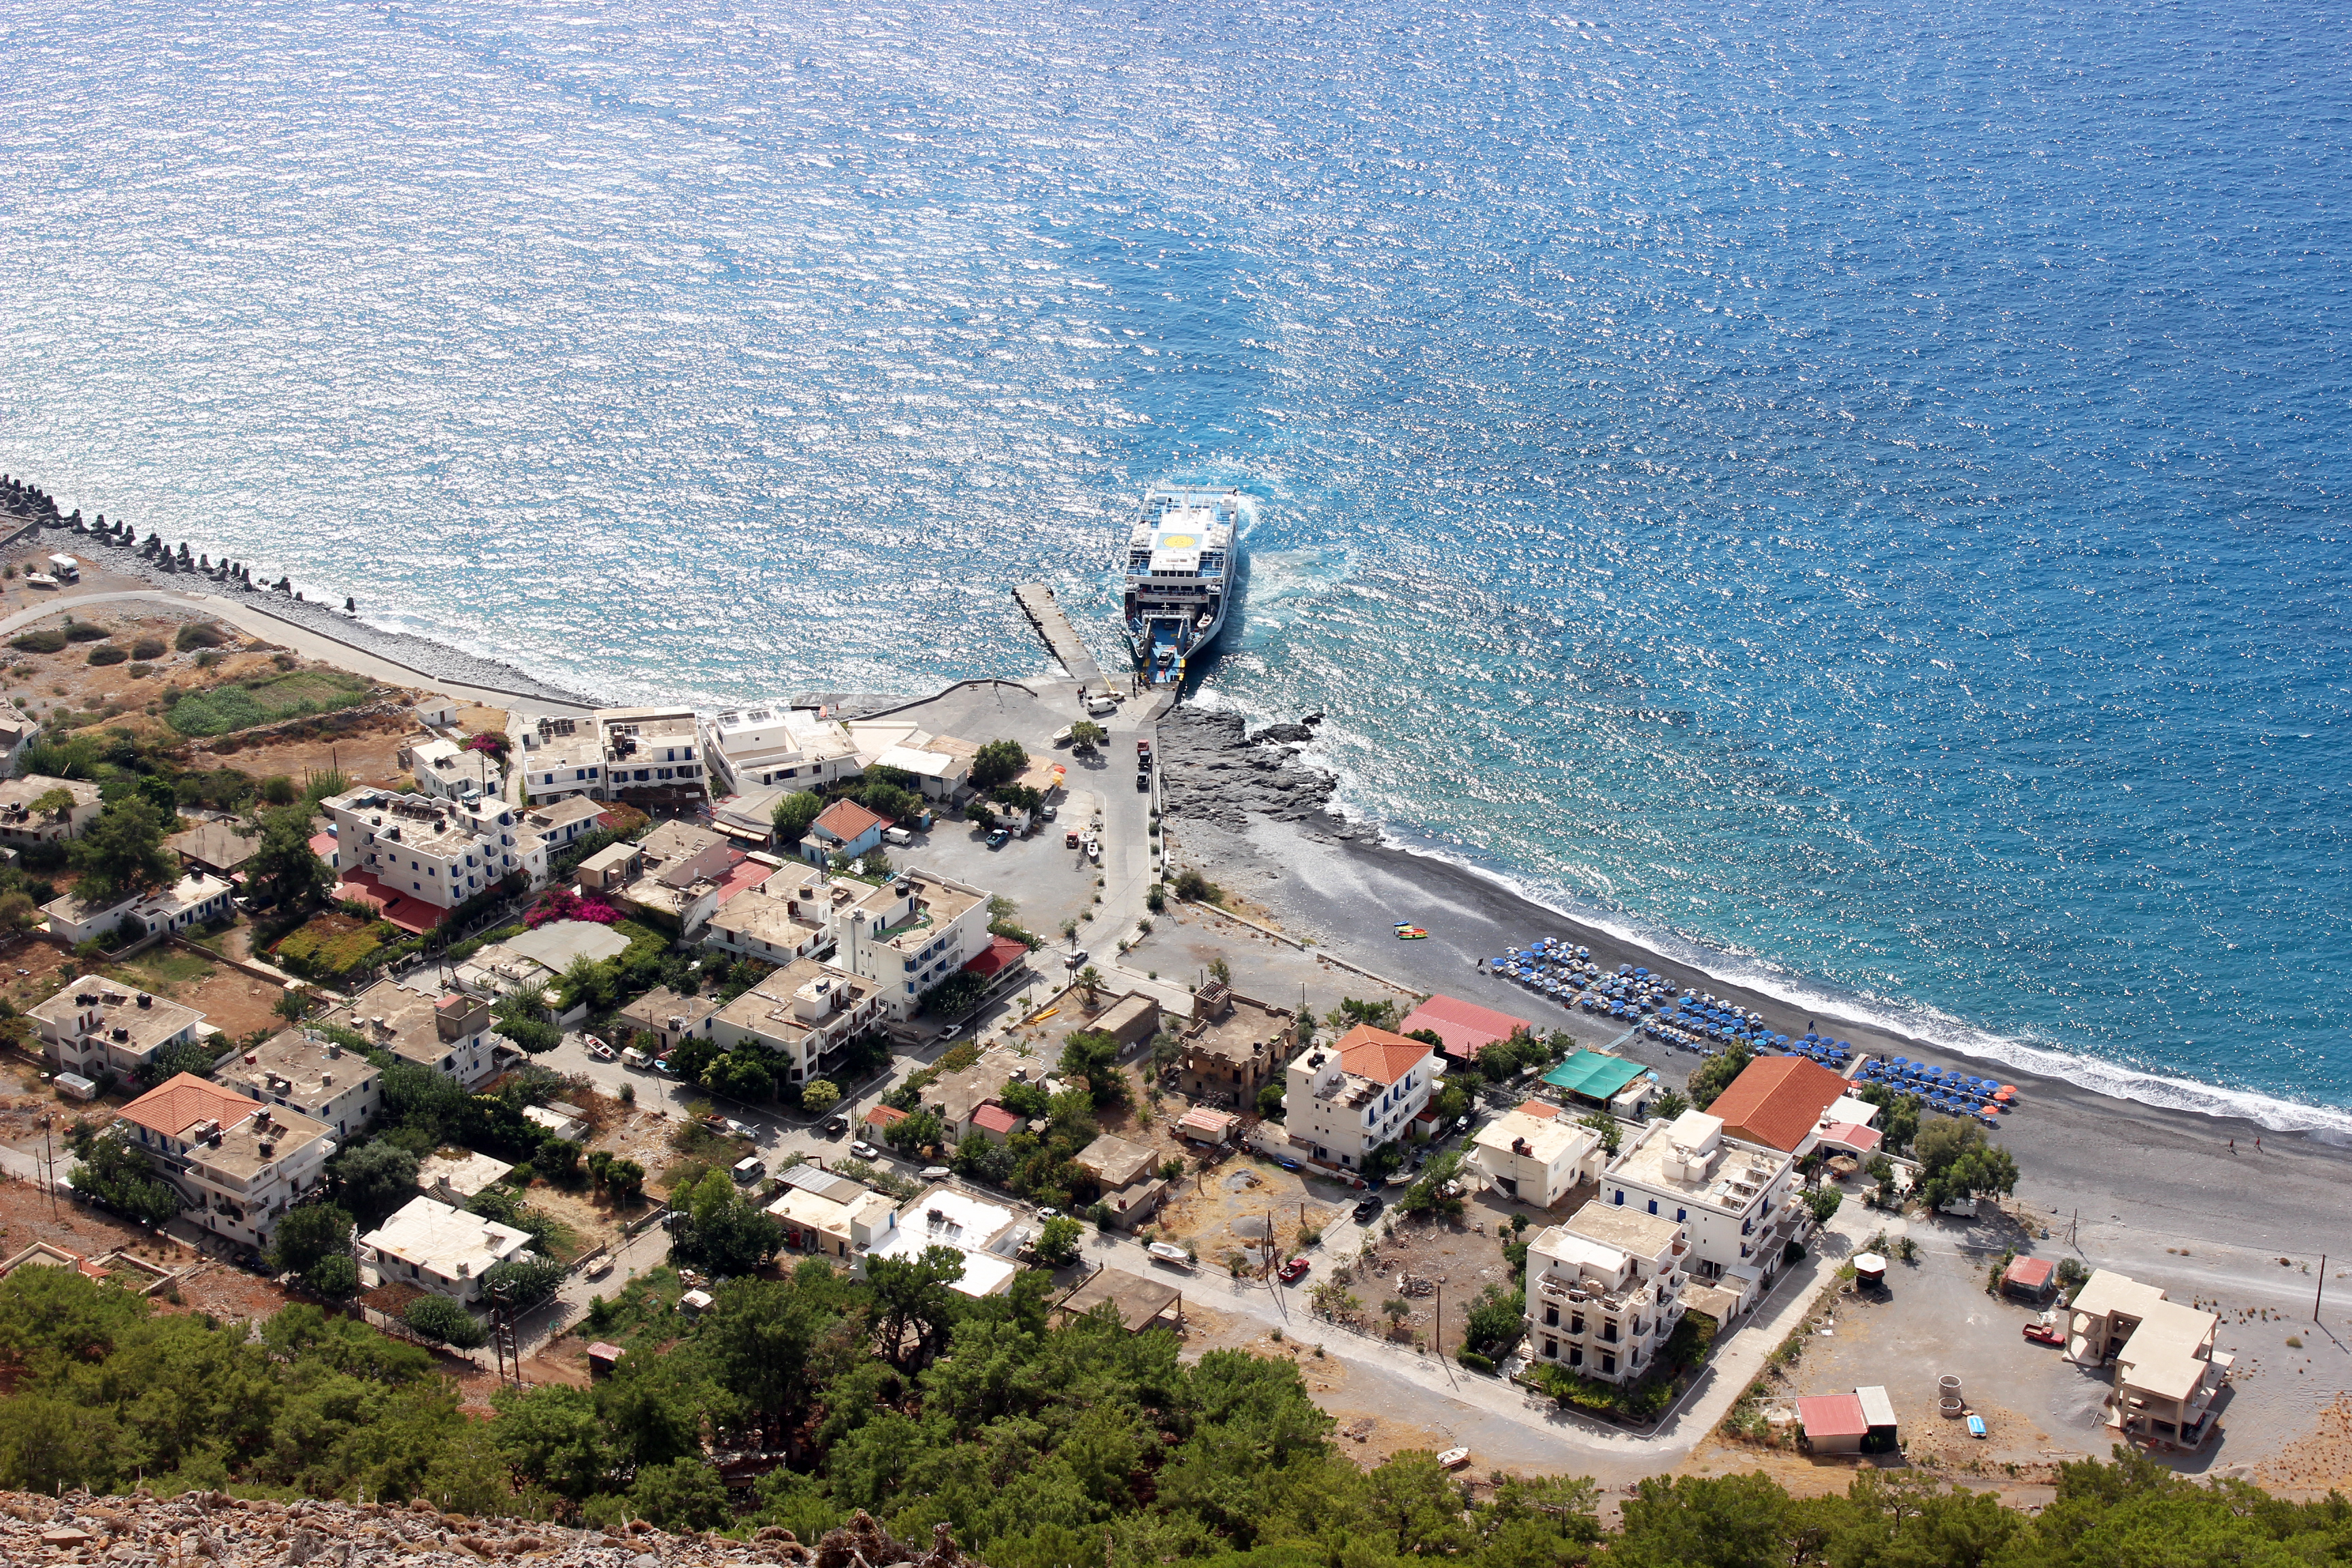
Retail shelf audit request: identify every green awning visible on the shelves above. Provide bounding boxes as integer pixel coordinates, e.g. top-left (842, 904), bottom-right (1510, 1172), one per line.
top-left (1541, 1050), bottom-right (1648, 1103)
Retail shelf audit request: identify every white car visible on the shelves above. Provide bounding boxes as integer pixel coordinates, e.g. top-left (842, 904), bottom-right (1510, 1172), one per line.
top-left (850, 1140), bottom-right (881, 1160)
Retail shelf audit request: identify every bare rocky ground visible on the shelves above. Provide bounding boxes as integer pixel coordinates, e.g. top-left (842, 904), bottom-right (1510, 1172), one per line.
top-left (0, 1492), bottom-right (983, 1568)
top-left (1155, 707), bottom-right (1355, 836)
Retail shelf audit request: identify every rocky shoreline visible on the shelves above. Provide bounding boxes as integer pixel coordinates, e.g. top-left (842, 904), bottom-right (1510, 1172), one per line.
top-left (1, 477), bottom-right (600, 708)
top-left (1154, 704), bottom-right (1372, 838)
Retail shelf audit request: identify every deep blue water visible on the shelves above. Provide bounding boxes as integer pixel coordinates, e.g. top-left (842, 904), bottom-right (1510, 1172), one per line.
top-left (3, 0), bottom-right (2348, 1126)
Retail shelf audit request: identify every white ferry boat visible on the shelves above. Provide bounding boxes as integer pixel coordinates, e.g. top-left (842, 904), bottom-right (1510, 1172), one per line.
top-left (1122, 487), bottom-right (1241, 687)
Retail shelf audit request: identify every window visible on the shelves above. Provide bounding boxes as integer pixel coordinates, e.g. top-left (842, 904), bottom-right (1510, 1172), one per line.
top-left (1600, 1352), bottom-right (1616, 1375)
top-left (1676, 1207), bottom-right (1686, 1222)
top-left (1648, 1198), bottom-right (1658, 1215)
top-left (1544, 1304), bottom-right (1558, 1327)
top-left (1567, 1345), bottom-right (1584, 1367)
top-left (1569, 1313), bottom-right (1584, 1335)
top-left (1542, 1339), bottom-right (1558, 1359)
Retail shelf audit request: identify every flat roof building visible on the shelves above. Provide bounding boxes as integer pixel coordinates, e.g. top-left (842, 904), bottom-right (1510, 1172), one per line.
top-left (361, 1195), bottom-right (535, 1305)
top-left (216, 1028), bottom-right (382, 1139)
top-left (29, 979), bottom-right (209, 1081)
top-left (1470, 1100), bottom-right (1602, 1210)
top-left (863, 1185), bottom-right (1025, 1296)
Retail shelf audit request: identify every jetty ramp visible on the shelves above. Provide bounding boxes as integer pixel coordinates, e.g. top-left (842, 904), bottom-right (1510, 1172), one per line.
top-left (1013, 583), bottom-right (1111, 694)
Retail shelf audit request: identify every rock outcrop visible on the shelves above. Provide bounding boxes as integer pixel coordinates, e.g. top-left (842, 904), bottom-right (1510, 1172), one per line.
top-left (0, 1492), bottom-right (989, 1568)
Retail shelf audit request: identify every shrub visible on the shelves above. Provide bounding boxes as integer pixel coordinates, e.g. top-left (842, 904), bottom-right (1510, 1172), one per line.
top-left (1456, 1349), bottom-right (1497, 1374)
top-left (174, 621), bottom-right (228, 651)
top-left (130, 636), bottom-right (166, 660)
top-left (64, 623), bottom-right (112, 643)
top-left (127, 663), bottom-right (154, 680)
top-left (86, 646), bottom-right (127, 667)
top-left (403, 1294), bottom-right (488, 1348)
top-left (8, 630), bottom-right (65, 653)
top-left (1171, 867), bottom-right (1222, 904)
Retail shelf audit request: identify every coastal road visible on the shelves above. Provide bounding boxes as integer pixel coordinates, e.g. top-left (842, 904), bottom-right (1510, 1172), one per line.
top-left (1060, 1194), bottom-right (1879, 1480)
top-left (0, 584), bottom-right (595, 713)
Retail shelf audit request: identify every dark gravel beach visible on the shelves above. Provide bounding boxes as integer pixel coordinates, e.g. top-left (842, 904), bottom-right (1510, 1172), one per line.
top-left (1160, 706), bottom-right (2352, 1274)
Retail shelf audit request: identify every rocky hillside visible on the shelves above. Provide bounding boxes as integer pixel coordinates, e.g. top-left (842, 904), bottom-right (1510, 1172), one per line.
top-left (2, 1492), bottom-right (984, 1568)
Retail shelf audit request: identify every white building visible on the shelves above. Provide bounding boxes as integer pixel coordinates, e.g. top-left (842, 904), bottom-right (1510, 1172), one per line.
top-left (114, 1073), bottom-right (336, 1250)
top-left (42, 872), bottom-right (235, 945)
top-left (29, 979), bottom-right (208, 1081)
top-left (408, 736), bottom-right (504, 804)
top-left (701, 861), bottom-right (834, 964)
top-left (766, 1166), bottom-right (902, 1265)
top-left (710, 958), bottom-right (885, 1086)
top-left (216, 1027), bottom-right (382, 1139)
top-left (322, 979), bottom-right (506, 1090)
top-left (1525, 1200), bottom-right (1690, 1384)
top-left (0, 774), bottom-right (99, 847)
top-left (524, 796), bottom-right (607, 851)
top-left (598, 705), bottom-right (708, 805)
top-left (361, 1195), bottom-right (535, 1305)
top-left (521, 731), bottom-right (606, 804)
top-left (617, 820), bottom-right (743, 936)
top-left (1601, 1110), bottom-right (1805, 1313)
top-left (1281, 1025), bottom-right (1441, 1172)
top-left (828, 870), bottom-right (993, 1021)
top-left (322, 787), bottom-right (548, 914)
top-left (0, 698), bottom-right (42, 777)
top-left (1471, 1100), bottom-right (1603, 1209)
top-left (862, 1183), bottom-right (1025, 1296)
top-left (704, 703), bottom-right (864, 794)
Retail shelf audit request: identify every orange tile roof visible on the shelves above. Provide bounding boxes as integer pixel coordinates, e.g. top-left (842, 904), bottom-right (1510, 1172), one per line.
top-left (1516, 1099), bottom-right (1561, 1120)
top-left (812, 798), bottom-right (889, 843)
top-left (1703, 1056), bottom-right (1852, 1152)
top-left (1335, 1024), bottom-right (1437, 1086)
top-left (118, 1073), bottom-right (258, 1140)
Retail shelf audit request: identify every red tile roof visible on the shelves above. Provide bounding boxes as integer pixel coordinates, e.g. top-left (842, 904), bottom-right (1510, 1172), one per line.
top-left (1335, 1024), bottom-right (1437, 1086)
top-left (1796, 1393), bottom-right (1869, 1440)
top-left (1704, 1056), bottom-right (1852, 1153)
top-left (962, 934), bottom-right (1030, 978)
top-left (119, 1073), bottom-right (257, 1140)
top-left (2004, 1256), bottom-right (2056, 1290)
top-left (1397, 994), bottom-right (1535, 1059)
top-left (811, 799), bottom-right (889, 843)
top-left (970, 1104), bottom-right (1023, 1135)
top-left (864, 1105), bottom-right (908, 1128)
top-left (1516, 1099), bottom-right (1561, 1120)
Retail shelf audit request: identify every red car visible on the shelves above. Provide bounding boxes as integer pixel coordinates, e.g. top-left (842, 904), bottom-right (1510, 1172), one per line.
top-left (2023, 1321), bottom-right (2063, 1346)
top-left (1277, 1256), bottom-right (1310, 1284)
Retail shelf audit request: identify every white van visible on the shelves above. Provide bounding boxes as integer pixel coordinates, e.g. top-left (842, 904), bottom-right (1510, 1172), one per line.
top-left (621, 1047), bottom-right (649, 1069)
top-left (46, 553), bottom-right (81, 583)
top-left (732, 1157), bottom-right (765, 1184)
top-left (881, 826), bottom-right (914, 847)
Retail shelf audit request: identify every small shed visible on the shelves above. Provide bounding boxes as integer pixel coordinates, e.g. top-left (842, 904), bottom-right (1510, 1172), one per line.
top-left (53, 1072), bottom-right (98, 1102)
top-left (1795, 1392), bottom-right (1869, 1456)
top-left (2002, 1255), bottom-right (2058, 1301)
top-left (1176, 1107), bottom-right (1238, 1147)
top-left (587, 1341), bottom-right (625, 1378)
top-left (1093, 992), bottom-right (1161, 1047)
top-left (678, 1288), bottom-right (715, 1318)
top-left (1055, 1267), bottom-right (1183, 1333)
top-left (1855, 1384), bottom-right (1900, 1454)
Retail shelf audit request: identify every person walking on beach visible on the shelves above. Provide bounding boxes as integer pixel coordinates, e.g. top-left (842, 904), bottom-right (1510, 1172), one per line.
top-left (2229, 1139), bottom-right (2235, 1154)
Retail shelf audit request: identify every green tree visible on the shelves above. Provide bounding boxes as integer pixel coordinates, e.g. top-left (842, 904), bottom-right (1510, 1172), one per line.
top-left (333, 1139), bottom-right (421, 1225)
top-left (1651, 1088), bottom-right (1690, 1121)
top-left (867, 1243), bottom-right (966, 1369)
top-left (1807, 1187), bottom-right (1844, 1226)
top-left (1578, 1111), bottom-right (1622, 1158)
top-left (1686, 1043), bottom-right (1753, 1111)
top-left (668, 1168), bottom-right (783, 1277)
top-left (67, 796), bottom-right (176, 905)
top-left (244, 806), bottom-right (334, 914)
top-left (1365, 1450), bottom-right (1473, 1555)
top-left (1035, 1215), bottom-right (1085, 1267)
top-left (68, 1128), bottom-right (180, 1224)
top-left (481, 1256), bottom-right (568, 1309)
top-left (1916, 1119), bottom-right (2020, 1211)
top-left (1058, 1028), bottom-right (1131, 1111)
top-left (1068, 721), bottom-right (1107, 752)
top-left (858, 781), bottom-right (919, 824)
top-left (882, 1107), bottom-right (946, 1156)
top-left (771, 790), bottom-right (825, 844)
top-left (969, 738), bottom-right (1028, 790)
top-left (802, 1079), bottom-right (841, 1114)
top-left (304, 1253), bottom-right (359, 1299)
top-left (1256, 1082), bottom-right (1286, 1120)
top-left (627, 1457), bottom-right (732, 1531)
top-left (267, 1203), bottom-right (354, 1279)
top-left (403, 1294), bottom-right (487, 1348)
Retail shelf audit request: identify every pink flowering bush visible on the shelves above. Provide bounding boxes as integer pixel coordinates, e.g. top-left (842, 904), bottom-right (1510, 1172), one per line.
top-left (523, 889), bottom-right (622, 929)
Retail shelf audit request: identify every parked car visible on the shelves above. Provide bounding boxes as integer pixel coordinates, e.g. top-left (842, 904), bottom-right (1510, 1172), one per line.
top-left (1036, 1207), bottom-right (1063, 1222)
top-left (850, 1140), bottom-right (881, 1160)
top-left (1041, 803), bottom-right (1058, 821)
top-left (1352, 1195), bottom-right (1384, 1224)
top-left (986, 828), bottom-right (1011, 850)
top-left (1277, 1256), bottom-right (1311, 1284)
top-left (937, 1023), bottom-right (964, 1041)
top-left (1065, 828), bottom-right (1082, 847)
top-left (621, 1047), bottom-right (649, 1069)
top-left (731, 1157), bottom-right (765, 1184)
top-left (823, 1114), bottom-right (849, 1137)
top-left (1135, 771), bottom-right (1151, 791)
top-left (1063, 948), bottom-right (1089, 968)
top-left (2023, 1320), bottom-right (2064, 1346)
top-left (1275, 1158), bottom-right (1302, 1173)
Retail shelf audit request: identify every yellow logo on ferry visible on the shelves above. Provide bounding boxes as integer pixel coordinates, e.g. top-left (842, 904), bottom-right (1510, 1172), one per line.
top-left (1156, 533), bottom-right (1198, 550)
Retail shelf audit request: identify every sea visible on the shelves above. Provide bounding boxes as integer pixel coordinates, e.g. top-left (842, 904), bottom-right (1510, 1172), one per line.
top-left (3, 0), bottom-right (2348, 1129)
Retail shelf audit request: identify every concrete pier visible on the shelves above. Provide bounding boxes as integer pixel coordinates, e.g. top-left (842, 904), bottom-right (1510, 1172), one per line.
top-left (1013, 583), bottom-right (1113, 696)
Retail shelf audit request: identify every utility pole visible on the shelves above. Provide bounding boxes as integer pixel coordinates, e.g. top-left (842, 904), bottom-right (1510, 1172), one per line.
top-left (2317, 1255), bottom-right (2328, 1323)
top-left (41, 1115), bottom-right (56, 1215)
